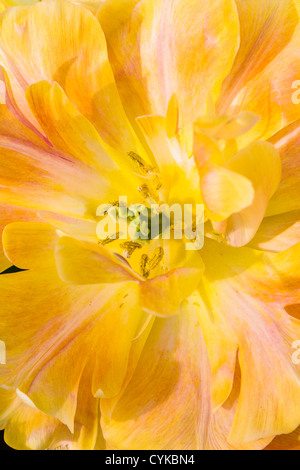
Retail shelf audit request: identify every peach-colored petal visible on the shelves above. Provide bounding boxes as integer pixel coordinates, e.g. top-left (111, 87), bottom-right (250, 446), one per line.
top-left (249, 211), bottom-right (300, 252)
top-left (0, 265), bottom-right (144, 428)
top-left (207, 364), bottom-right (274, 450)
top-left (195, 239), bottom-right (300, 444)
top-left (0, 224), bottom-right (148, 427)
top-left (218, 0), bottom-right (300, 142)
top-left (0, 65), bottom-right (49, 144)
top-left (265, 428), bottom-right (300, 450)
top-left (0, 0), bottom-right (147, 160)
top-left (98, 0), bottom-right (239, 149)
top-left (26, 81), bottom-right (116, 173)
top-left (267, 121), bottom-right (300, 216)
top-left (101, 311), bottom-right (212, 450)
top-left (0, 366), bottom-right (104, 450)
top-left (0, 104), bottom-right (102, 216)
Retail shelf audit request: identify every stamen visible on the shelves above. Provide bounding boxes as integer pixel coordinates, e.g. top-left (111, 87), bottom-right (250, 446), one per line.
top-left (140, 247), bottom-right (164, 278)
top-left (99, 232), bottom-right (120, 246)
top-left (120, 241), bottom-right (143, 258)
top-left (140, 254), bottom-right (150, 278)
top-left (128, 151), bottom-right (156, 176)
top-left (148, 247), bottom-right (164, 270)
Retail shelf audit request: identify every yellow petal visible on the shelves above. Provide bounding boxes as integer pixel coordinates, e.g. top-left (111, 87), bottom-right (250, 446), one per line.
top-left (214, 112), bottom-right (261, 141)
top-left (136, 115), bottom-right (177, 171)
top-left (0, 65), bottom-right (47, 142)
top-left (0, 252), bottom-right (9, 273)
top-left (183, 292), bottom-right (237, 411)
top-left (101, 311), bottom-right (212, 450)
top-left (193, 131), bottom-right (256, 221)
top-left (198, 239), bottom-right (300, 444)
top-left (206, 364), bottom-right (274, 450)
top-left (91, 282), bottom-right (143, 399)
top-left (140, 266), bottom-right (204, 317)
top-left (0, 104), bottom-right (94, 216)
top-left (26, 81), bottom-right (117, 173)
top-left (0, 221), bottom-right (146, 425)
top-left (265, 427), bottom-right (300, 450)
top-left (249, 210), bottom-right (300, 252)
top-left (38, 211), bottom-right (98, 244)
top-left (0, 264), bottom-right (144, 429)
top-left (199, 164), bottom-right (254, 221)
top-left (267, 121), bottom-right (300, 216)
top-left (0, 203), bottom-right (39, 273)
top-left (218, 0), bottom-right (300, 142)
top-left (3, 222), bottom-right (58, 269)
top-left (26, 80), bottom-right (145, 203)
top-left (0, 0), bottom-right (147, 161)
top-left (0, 369), bottom-right (103, 450)
top-left (225, 141), bottom-right (281, 246)
top-left (55, 237), bottom-right (138, 285)
top-left (99, 0), bottom-right (239, 149)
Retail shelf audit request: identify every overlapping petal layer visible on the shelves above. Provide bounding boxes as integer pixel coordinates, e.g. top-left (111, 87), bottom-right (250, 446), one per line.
top-left (0, 0), bottom-right (299, 452)
top-left (98, 0), bottom-right (240, 151)
top-left (0, 225), bottom-right (145, 430)
top-left (196, 239), bottom-right (300, 443)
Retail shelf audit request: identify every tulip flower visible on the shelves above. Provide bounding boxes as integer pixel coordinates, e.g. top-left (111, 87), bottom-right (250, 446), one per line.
top-left (0, 0), bottom-right (299, 450)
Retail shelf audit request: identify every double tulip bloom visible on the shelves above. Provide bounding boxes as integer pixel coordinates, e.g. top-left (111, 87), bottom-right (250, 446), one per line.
top-left (0, 0), bottom-right (299, 450)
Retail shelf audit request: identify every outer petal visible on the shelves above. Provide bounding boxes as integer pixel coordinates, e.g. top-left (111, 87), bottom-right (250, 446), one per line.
top-left (101, 311), bottom-right (212, 450)
top-left (218, 0), bottom-right (300, 141)
top-left (0, 252), bottom-right (9, 273)
top-left (249, 211), bottom-right (300, 252)
top-left (199, 164), bottom-right (254, 221)
top-left (0, 0), bottom-right (147, 160)
top-left (0, 224), bottom-right (145, 428)
top-left (3, 221), bottom-right (58, 269)
top-left (0, 104), bottom-right (100, 215)
top-left (267, 121), bottom-right (300, 216)
top-left (98, 0), bottom-right (240, 148)
top-left (0, 367), bottom-right (104, 450)
top-left (25, 80), bottom-right (116, 173)
top-left (196, 239), bottom-right (300, 445)
top-left (140, 267), bottom-right (204, 317)
top-left (0, 203), bottom-right (39, 272)
top-left (55, 236), bottom-right (139, 285)
top-left (225, 141), bottom-right (281, 246)
top-left (207, 364), bottom-right (273, 450)
top-left (265, 428), bottom-right (300, 450)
